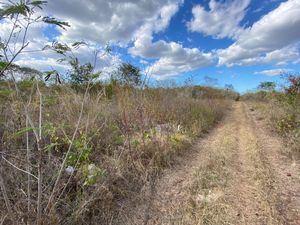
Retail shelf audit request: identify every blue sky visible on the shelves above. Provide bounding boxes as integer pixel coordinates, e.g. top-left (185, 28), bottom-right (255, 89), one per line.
top-left (2, 0), bottom-right (300, 92)
top-left (122, 0), bottom-right (299, 92)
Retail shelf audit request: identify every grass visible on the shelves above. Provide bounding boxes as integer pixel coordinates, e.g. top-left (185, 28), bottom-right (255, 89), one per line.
top-left (0, 80), bottom-right (235, 224)
top-left (177, 115), bottom-right (237, 225)
top-left (242, 87), bottom-right (300, 158)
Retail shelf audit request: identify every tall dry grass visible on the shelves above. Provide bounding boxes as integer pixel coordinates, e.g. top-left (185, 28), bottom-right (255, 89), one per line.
top-left (242, 75), bottom-right (300, 158)
top-left (0, 80), bottom-right (232, 224)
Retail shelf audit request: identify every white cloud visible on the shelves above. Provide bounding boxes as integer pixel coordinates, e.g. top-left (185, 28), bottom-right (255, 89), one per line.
top-left (46, 0), bottom-right (182, 45)
top-left (15, 58), bottom-right (69, 72)
top-left (255, 68), bottom-right (293, 76)
top-left (218, 0), bottom-right (300, 66)
top-left (222, 45), bottom-right (300, 66)
top-left (1, 0), bottom-right (184, 78)
top-left (147, 45), bottom-right (212, 80)
top-left (129, 35), bottom-right (212, 80)
top-left (187, 0), bottom-right (251, 39)
top-left (128, 1), bottom-right (212, 80)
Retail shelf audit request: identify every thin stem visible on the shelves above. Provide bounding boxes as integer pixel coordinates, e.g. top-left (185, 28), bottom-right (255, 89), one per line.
top-left (45, 81), bottom-right (91, 213)
top-left (2, 156), bottom-right (38, 180)
top-left (36, 82), bottom-right (43, 225)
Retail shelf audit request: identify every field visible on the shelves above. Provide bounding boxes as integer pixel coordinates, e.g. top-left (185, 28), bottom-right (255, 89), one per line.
top-left (1, 1), bottom-right (300, 224)
top-left (0, 81), bottom-right (235, 224)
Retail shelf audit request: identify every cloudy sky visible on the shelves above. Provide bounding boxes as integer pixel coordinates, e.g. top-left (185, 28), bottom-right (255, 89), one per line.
top-left (2, 0), bottom-right (300, 92)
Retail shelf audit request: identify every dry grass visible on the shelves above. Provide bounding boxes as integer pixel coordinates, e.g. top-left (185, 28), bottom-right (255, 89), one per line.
top-left (178, 111), bottom-right (236, 225)
top-left (242, 87), bottom-right (300, 158)
top-left (0, 80), bottom-right (232, 224)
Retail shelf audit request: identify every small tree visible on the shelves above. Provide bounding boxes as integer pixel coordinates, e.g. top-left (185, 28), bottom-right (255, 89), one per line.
top-left (285, 74), bottom-right (300, 96)
top-left (69, 58), bottom-right (94, 84)
top-left (258, 81), bottom-right (276, 92)
top-left (282, 74), bottom-right (300, 107)
top-left (0, 0), bottom-right (69, 78)
top-left (118, 63), bottom-right (141, 86)
top-left (224, 84), bottom-right (234, 91)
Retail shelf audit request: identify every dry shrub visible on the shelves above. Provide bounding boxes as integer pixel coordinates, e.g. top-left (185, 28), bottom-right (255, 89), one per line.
top-left (0, 81), bottom-right (231, 224)
top-left (243, 75), bottom-right (300, 157)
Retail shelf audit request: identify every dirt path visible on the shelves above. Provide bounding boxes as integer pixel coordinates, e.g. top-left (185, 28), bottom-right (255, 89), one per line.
top-left (123, 102), bottom-right (300, 225)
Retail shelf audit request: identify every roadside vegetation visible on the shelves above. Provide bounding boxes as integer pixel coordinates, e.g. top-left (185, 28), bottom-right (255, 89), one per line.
top-left (0, 79), bottom-right (235, 224)
top-left (242, 75), bottom-right (300, 158)
top-left (0, 1), bottom-right (238, 224)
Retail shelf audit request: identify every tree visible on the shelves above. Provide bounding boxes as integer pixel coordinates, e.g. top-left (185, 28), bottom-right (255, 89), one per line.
top-left (117, 63), bottom-right (141, 86)
top-left (0, 2), bottom-right (69, 224)
top-left (258, 82), bottom-right (276, 92)
top-left (0, 0), bottom-right (69, 78)
top-left (0, 62), bottom-right (42, 80)
top-left (224, 84), bottom-right (234, 91)
top-left (285, 74), bottom-right (300, 96)
top-left (69, 58), bottom-right (94, 84)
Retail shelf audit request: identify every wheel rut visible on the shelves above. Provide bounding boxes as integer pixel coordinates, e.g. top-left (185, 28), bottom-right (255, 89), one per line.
top-left (121, 103), bottom-right (300, 225)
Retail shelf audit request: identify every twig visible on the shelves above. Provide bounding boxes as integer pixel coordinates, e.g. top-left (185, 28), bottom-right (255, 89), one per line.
top-left (2, 156), bottom-right (38, 180)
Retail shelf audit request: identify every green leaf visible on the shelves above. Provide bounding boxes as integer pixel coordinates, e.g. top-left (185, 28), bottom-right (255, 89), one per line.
top-left (15, 127), bottom-right (34, 137)
top-left (45, 142), bottom-right (59, 152)
top-left (29, 1), bottom-right (47, 9)
top-left (0, 89), bottom-right (14, 98)
top-left (0, 3), bottom-right (30, 17)
top-left (0, 61), bottom-right (9, 70)
top-left (52, 42), bottom-right (71, 55)
top-left (42, 17), bottom-right (70, 30)
top-left (72, 41), bottom-right (87, 49)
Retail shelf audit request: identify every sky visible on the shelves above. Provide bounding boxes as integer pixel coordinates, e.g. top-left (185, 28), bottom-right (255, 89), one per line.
top-left (1, 0), bottom-right (300, 92)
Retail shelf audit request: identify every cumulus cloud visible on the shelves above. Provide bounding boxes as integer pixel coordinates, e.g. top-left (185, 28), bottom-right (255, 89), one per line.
top-left (2, 0), bottom-right (182, 77)
top-left (218, 0), bottom-right (300, 66)
top-left (45, 0), bottom-right (182, 45)
top-left (221, 46), bottom-right (300, 66)
top-left (1, 0), bottom-right (187, 79)
top-left (254, 68), bottom-right (293, 76)
top-left (129, 1), bottom-right (212, 80)
top-left (146, 44), bottom-right (212, 80)
top-left (130, 35), bottom-right (212, 80)
top-left (187, 0), bottom-right (251, 39)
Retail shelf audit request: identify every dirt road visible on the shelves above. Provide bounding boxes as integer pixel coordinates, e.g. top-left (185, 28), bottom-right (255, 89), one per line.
top-left (124, 102), bottom-right (300, 225)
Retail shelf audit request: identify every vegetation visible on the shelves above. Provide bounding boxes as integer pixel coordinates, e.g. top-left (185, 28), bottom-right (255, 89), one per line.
top-left (0, 1), bottom-right (239, 224)
top-left (0, 79), bottom-right (235, 224)
top-left (242, 74), bottom-right (300, 157)
top-left (4, 1), bottom-right (298, 224)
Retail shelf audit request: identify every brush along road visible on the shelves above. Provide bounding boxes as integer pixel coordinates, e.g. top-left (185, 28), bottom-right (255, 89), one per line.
top-left (124, 102), bottom-right (300, 225)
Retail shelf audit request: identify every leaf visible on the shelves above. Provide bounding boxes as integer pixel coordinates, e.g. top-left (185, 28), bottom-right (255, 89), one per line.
top-left (42, 44), bottom-right (51, 51)
top-left (42, 17), bottom-right (70, 30)
top-left (72, 41), bottom-right (87, 49)
top-left (44, 70), bottom-right (56, 81)
top-left (0, 89), bottom-right (14, 98)
top-left (0, 61), bottom-right (8, 70)
top-left (0, 3), bottom-right (30, 17)
top-left (15, 127), bottom-right (34, 137)
top-left (45, 142), bottom-right (59, 152)
top-left (29, 1), bottom-right (48, 9)
top-left (51, 41), bottom-right (71, 55)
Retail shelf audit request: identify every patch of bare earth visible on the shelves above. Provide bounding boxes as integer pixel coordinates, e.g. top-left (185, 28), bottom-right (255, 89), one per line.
top-left (120, 103), bottom-right (300, 225)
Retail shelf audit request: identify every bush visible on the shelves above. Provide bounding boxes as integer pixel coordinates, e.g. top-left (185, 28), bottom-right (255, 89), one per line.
top-left (0, 81), bottom-right (233, 224)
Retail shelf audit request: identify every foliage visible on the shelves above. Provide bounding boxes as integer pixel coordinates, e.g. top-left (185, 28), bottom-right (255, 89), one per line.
top-left (257, 81), bottom-right (276, 92)
top-left (0, 0), bottom-right (69, 78)
top-left (69, 58), bottom-right (98, 85)
top-left (0, 81), bottom-right (232, 224)
top-left (117, 63), bottom-right (141, 86)
top-left (243, 73), bottom-right (300, 157)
